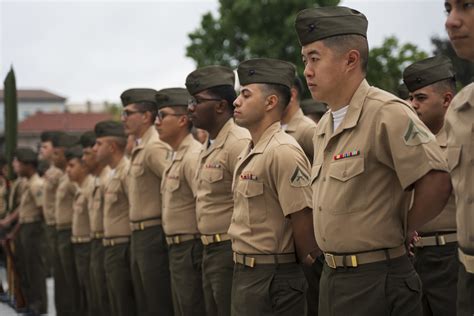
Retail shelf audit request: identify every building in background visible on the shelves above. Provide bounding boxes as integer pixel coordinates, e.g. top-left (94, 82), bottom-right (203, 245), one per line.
top-left (0, 89), bottom-right (67, 134)
top-left (17, 112), bottom-right (113, 149)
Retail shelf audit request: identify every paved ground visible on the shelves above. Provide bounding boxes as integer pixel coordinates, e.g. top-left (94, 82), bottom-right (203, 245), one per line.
top-left (0, 267), bottom-right (55, 315)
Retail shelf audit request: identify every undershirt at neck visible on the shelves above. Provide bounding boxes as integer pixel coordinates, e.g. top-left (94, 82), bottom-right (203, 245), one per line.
top-left (331, 105), bottom-right (349, 132)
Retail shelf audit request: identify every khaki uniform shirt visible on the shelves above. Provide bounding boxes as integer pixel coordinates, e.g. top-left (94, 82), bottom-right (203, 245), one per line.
top-left (195, 119), bottom-right (250, 235)
top-left (419, 126), bottom-right (456, 233)
top-left (43, 165), bottom-right (63, 225)
top-left (161, 134), bottom-right (201, 235)
top-left (55, 174), bottom-right (77, 228)
top-left (129, 126), bottom-right (170, 222)
top-left (445, 83), bottom-right (474, 251)
top-left (103, 157), bottom-right (131, 238)
top-left (88, 166), bottom-right (110, 236)
top-left (311, 80), bottom-right (449, 253)
top-left (9, 178), bottom-right (26, 215)
top-left (19, 173), bottom-right (44, 223)
top-left (284, 108), bottom-right (317, 162)
top-left (228, 122), bottom-right (312, 254)
top-left (72, 175), bottom-right (93, 238)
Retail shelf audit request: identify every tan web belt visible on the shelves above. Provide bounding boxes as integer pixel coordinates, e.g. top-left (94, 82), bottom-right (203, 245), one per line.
top-left (130, 218), bottom-right (162, 231)
top-left (19, 215), bottom-right (42, 224)
top-left (102, 236), bottom-right (130, 247)
top-left (201, 233), bottom-right (231, 245)
top-left (56, 223), bottom-right (72, 231)
top-left (233, 252), bottom-right (296, 268)
top-left (414, 232), bottom-right (457, 247)
top-left (71, 235), bottom-right (91, 244)
top-left (324, 245), bottom-right (406, 269)
top-left (165, 234), bottom-right (201, 246)
top-left (459, 248), bottom-right (474, 274)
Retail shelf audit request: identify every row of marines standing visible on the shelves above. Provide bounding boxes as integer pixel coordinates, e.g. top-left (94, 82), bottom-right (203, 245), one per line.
top-left (0, 2), bottom-right (473, 316)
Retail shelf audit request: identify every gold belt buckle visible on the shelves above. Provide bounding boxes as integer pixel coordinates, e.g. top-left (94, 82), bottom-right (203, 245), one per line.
top-left (173, 236), bottom-right (181, 244)
top-left (139, 222), bottom-right (145, 231)
top-left (325, 253), bottom-right (337, 269)
top-left (246, 256), bottom-right (256, 268)
top-left (201, 235), bottom-right (209, 245)
top-left (215, 234), bottom-right (221, 242)
top-left (349, 255), bottom-right (358, 267)
top-left (438, 235), bottom-right (446, 246)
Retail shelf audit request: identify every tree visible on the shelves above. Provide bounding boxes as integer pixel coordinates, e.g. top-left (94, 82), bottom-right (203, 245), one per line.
top-left (186, 0), bottom-right (340, 77)
top-left (367, 36), bottom-right (428, 94)
top-left (431, 36), bottom-right (474, 88)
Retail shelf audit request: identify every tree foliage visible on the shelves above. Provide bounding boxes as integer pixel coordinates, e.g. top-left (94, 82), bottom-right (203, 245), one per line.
top-left (186, 0), bottom-right (340, 76)
top-left (431, 36), bottom-right (474, 88)
top-left (367, 36), bottom-right (428, 94)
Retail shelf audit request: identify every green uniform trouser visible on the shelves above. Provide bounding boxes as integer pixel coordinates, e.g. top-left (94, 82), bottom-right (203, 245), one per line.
top-left (131, 225), bottom-right (173, 316)
top-left (16, 222), bottom-right (47, 314)
top-left (41, 222), bottom-right (52, 277)
top-left (202, 240), bottom-right (234, 316)
top-left (56, 229), bottom-right (81, 316)
top-left (457, 248), bottom-right (474, 316)
top-left (413, 242), bottom-right (458, 316)
top-left (104, 241), bottom-right (136, 316)
top-left (73, 242), bottom-right (92, 316)
top-left (302, 254), bottom-right (324, 316)
top-left (231, 261), bottom-right (307, 316)
top-left (169, 239), bottom-right (206, 316)
top-left (89, 238), bottom-right (111, 315)
top-left (319, 254), bottom-right (422, 316)
top-left (45, 224), bottom-right (69, 315)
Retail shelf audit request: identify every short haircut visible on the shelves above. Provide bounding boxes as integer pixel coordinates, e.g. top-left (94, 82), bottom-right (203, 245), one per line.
top-left (261, 83), bottom-right (292, 109)
top-left (205, 85), bottom-right (237, 111)
top-left (431, 77), bottom-right (457, 95)
top-left (322, 34), bottom-right (369, 73)
top-left (108, 136), bottom-right (127, 152)
top-left (293, 76), bottom-right (304, 101)
top-left (134, 101), bottom-right (158, 123)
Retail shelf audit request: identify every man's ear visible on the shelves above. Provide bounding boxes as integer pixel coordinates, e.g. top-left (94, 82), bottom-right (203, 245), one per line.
top-left (265, 94), bottom-right (279, 112)
top-left (215, 100), bottom-right (227, 114)
top-left (442, 91), bottom-right (454, 109)
top-left (345, 49), bottom-right (361, 73)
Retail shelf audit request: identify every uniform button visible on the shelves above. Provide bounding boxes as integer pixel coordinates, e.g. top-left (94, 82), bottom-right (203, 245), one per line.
top-left (468, 198), bottom-right (473, 204)
top-left (323, 177), bottom-right (326, 182)
top-left (342, 171), bottom-right (347, 177)
top-left (318, 206), bottom-right (322, 212)
top-left (322, 237), bottom-right (326, 242)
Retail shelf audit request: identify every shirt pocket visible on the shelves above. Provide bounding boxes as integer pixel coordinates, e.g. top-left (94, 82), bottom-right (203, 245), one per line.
top-left (326, 157), bottom-right (367, 214)
top-left (236, 180), bottom-right (266, 224)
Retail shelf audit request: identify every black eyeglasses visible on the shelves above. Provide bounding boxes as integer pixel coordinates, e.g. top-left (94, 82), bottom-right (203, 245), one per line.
top-left (188, 97), bottom-right (222, 109)
top-left (121, 109), bottom-right (145, 118)
top-left (156, 111), bottom-right (185, 121)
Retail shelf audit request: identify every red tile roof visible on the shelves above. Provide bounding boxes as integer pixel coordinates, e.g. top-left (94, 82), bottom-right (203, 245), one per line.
top-left (0, 89), bottom-right (66, 102)
top-left (18, 112), bottom-right (113, 134)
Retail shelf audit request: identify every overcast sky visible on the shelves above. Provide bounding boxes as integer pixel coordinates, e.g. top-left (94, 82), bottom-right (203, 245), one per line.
top-left (1, 0), bottom-right (449, 104)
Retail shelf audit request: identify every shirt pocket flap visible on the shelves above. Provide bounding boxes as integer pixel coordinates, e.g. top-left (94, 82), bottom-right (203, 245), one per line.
top-left (311, 164), bottom-right (322, 184)
top-left (166, 179), bottom-right (180, 192)
top-left (202, 168), bottom-right (224, 183)
top-left (447, 145), bottom-right (461, 172)
top-left (237, 180), bottom-right (264, 198)
top-left (329, 157), bottom-right (365, 182)
top-left (130, 164), bottom-right (145, 177)
top-left (105, 192), bottom-right (118, 204)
